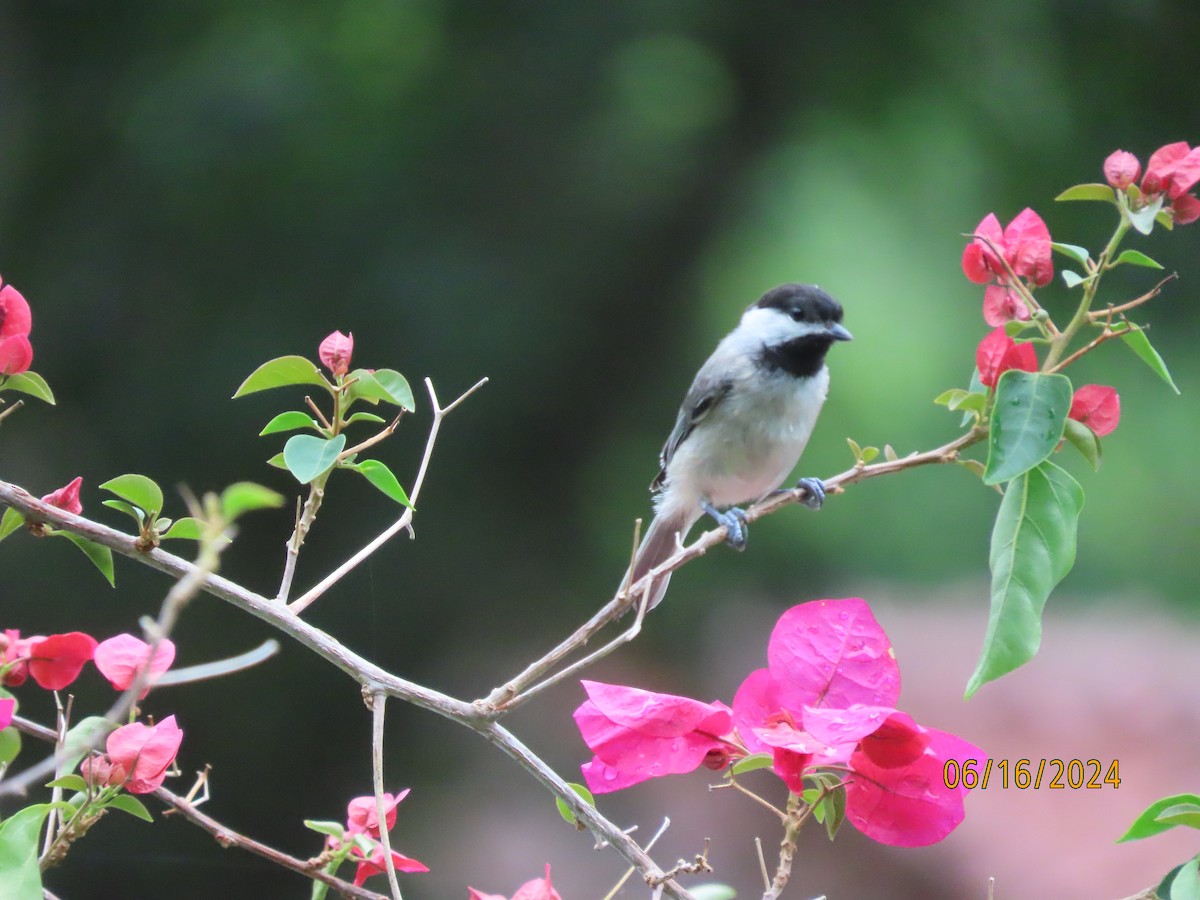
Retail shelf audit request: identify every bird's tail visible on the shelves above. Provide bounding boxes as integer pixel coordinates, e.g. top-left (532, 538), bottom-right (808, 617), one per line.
top-left (623, 511), bottom-right (695, 611)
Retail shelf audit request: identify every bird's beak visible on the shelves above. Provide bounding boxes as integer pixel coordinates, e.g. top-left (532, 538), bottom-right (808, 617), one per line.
top-left (828, 323), bottom-right (853, 341)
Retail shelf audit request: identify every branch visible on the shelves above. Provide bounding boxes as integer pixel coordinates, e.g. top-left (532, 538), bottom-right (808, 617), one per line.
top-left (367, 690), bottom-right (403, 900)
top-left (287, 377), bottom-right (488, 615)
top-left (479, 426), bottom-right (983, 712)
top-left (10, 715), bottom-right (387, 900)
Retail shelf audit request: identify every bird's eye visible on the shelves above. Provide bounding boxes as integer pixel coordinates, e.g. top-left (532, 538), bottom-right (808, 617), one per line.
top-left (790, 309), bottom-right (806, 322)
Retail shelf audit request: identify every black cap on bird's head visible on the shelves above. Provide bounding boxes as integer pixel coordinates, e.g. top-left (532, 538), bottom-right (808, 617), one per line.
top-left (751, 283), bottom-right (852, 342)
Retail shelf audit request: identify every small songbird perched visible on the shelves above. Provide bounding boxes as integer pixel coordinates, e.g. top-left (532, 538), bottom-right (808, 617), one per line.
top-left (626, 283), bottom-right (851, 609)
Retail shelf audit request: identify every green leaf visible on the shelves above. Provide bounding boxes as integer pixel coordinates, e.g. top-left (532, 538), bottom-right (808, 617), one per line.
top-left (859, 446), bottom-right (879, 464)
top-left (303, 819), bottom-right (346, 840)
top-left (1129, 194), bottom-right (1165, 235)
top-left (265, 452), bottom-right (288, 470)
top-left (689, 887), bottom-right (737, 900)
top-left (345, 412), bottom-right (387, 426)
top-left (59, 533), bottom-right (115, 586)
top-left (962, 367), bottom-right (986, 428)
top-left (260, 411), bottom-right (320, 436)
top-left (59, 717), bottom-right (115, 776)
top-left (106, 794), bottom-right (153, 823)
top-left (1165, 858), bottom-right (1200, 900)
top-left (344, 459), bottom-right (412, 507)
top-left (0, 371), bottom-right (55, 405)
top-left (1061, 270), bottom-right (1088, 289)
top-left (957, 458), bottom-right (987, 480)
top-left (282, 434), bottom-right (346, 484)
top-left (1051, 242), bottom-right (1092, 266)
top-left (0, 726), bottom-right (20, 765)
top-left (1055, 183), bottom-right (1115, 203)
top-left (1120, 794), bottom-right (1200, 842)
top-left (984, 371), bottom-right (1072, 485)
top-left (100, 474), bottom-right (164, 517)
top-left (221, 482), bottom-right (285, 522)
top-left (1113, 249), bottom-right (1164, 269)
top-left (846, 436), bottom-right (863, 458)
top-left (102, 499), bottom-right (145, 526)
top-left (160, 517), bottom-right (205, 540)
top-left (555, 782), bottom-right (595, 825)
top-left (822, 785), bottom-right (847, 841)
top-left (729, 753), bottom-right (774, 776)
top-left (46, 775), bottom-right (88, 793)
top-left (233, 355), bottom-right (330, 398)
top-left (966, 461), bottom-right (1084, 697)
top-left (1119, 323), bottom-right (1181, 394)
top-left (1156, 802), bottom-right (1200, 831)
top-left (1062, 417), bottom-right (1102, 471)
top-left (0, 804), bottom-right (50, 899)
top-left (0, 507), bottom-right (24, 543)
top-left (344, 368), bottom-right (414, 411)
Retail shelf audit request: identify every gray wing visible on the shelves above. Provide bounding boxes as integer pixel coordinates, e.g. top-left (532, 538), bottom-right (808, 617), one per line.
top-left (650, 376), bottom-right (733, 492)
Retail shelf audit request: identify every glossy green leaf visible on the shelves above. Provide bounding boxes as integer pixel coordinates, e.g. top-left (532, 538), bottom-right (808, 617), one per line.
top-left (1156, 802), bottom-right (1200, 831)
top-left (106, 794), bottom-right (153, 822)
top-left (823, 785), bottom-right (847, 841)
top-left (1119, 323), bottom-right (1181, 394)
top-left (100, 474), bottom-right (164, 516)
top-left (729, 753), bottom-right (774, 776)
top-left (303, 819), bottom-right (345, 840)
top-left (1129, 194), bottom-right (1165, 235)
top-left (46, 775), bottom-right (89, 793)
top-left (233, 355), bottom-right (330, 398)
top-left (1062, 417), bottom-right (1102, 471)
top-left (0, 726), bottom-right (20, 765)
top-left (966, 461), bottom-right (1084, 697)
top-left (260, 411), bottom-right (319, 436)
top-left (344, 368), bottom-right (414, 411)
top-left (0, 804), bottom-right (49, 899)
top-left (282, 434), bottom-right (346, 484)
top-left (984, 371), bottom-right (1072, 485)
top-left (266, 452), bottom-right (288, 470)
top-left (1114, 249), bottom-right (1164, 269)
top-left (0, 507), bottom-right (24, 543)
top-left (1051, 242), bottom-right (1092, 266)
top-left (1055, 183), bottom-right (1115, 203)
top-left (345, 412), bottom-right (387, 426)
top-left (689, 887), bottom-right (737, 900)
top-left (102, 499), bottom-right (144, 526)
top-left (345, 459), bottom-right (412, 507)
top-left (0, 371), bottom-right (55, 404)
top-left (1163, 858), bottom-right (1200, 900)
top-left (161, 517), bottom-right (205, 540)
top-left (59, 533), bottom-right (115, 586)
top-left (962, 367), bottom-right (986, 428)
top-left (554, 782), bottom-right (595, 825)
top-left (1120, 794), bottom-right (1200, 842)
top-left (221, 482), bottom-right (285, 522)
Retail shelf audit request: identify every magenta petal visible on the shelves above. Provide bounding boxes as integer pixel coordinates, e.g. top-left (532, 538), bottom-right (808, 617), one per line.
top-left (581, 755), bottom-right (653, 794)
top-left (730, 668), bottom-right (780, 754)
top-left (0, 285), bottom-right (31, 338)
top-left (1003, 208), bottom-right (1053, 286)
top-left (766, 599), bottom-right (899, 712)
top-left (802, 704), bottom-right (898, 747)
top-left (0, 697), bottom-right (13, 730)
top-left (580, 680), bottom-right (731, 737)
top-left (845, 726), bottom-right (985, 847)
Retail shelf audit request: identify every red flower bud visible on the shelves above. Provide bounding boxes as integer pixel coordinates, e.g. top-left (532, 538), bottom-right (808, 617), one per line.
top-left (319, 330), bottom-right (354, 378)
top-left (1103, 150), bottom-right (1141, 190)
top-left (41, 477), bottom-right (84, 516)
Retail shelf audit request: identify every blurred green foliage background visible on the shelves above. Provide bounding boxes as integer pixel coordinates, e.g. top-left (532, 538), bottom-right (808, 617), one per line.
top-left (2, 1), bottom-right (1198, 897)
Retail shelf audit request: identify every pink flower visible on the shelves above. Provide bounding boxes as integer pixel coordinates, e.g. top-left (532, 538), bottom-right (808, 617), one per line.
top-left (345, 789), bottom-right (410, 840)
top-left (80, 754), bottom-right (127, 788)
top-left (962, 209), bottom-right (1053, 289)
top-left (469, 864), bottom-right (562, 900)
top-left (106, 715), bottom-right (183, 793)
top-left (975, 326), bottom-right (1038, 389)
top-left (351, 845), bottom-right (429, 886)
top-left (982, 284), bottom-right (1031, 328)
top-left (0, 629), bottom-right (38, 687)
top-left (574, 680), bottom-right (734, 794)
top-left (319, 330), bottom-right (354, 378)
top-left (26, 632), bottom-right (98, 690)
top-left (40, 477), bottom-right (84, 516)
top-left (1069, 384), bottom-right (1120, 437)
top-left (94, 634), bottom-right (176, 698)
top-left (0, 279), bottom-right (33, 376)
top-left (0, 697), bottom-right (13, 731)
top-left (1103, 150), bottom-right (1141, 190)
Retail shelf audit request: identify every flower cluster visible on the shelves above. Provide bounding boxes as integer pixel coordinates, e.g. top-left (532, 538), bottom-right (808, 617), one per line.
top-left (2, 628), bottom-right (176, 695)
top-left (0, 276), bottom-right (33, 376)
top-left (325, 789), bottom-right (428, 887)
top-left (574, 598), bottom-right (986, 847)
top-left (962, 208), bottom-right (1052, 327)
top-left (469, 864), bottom-right (561, 900)
top-left (1104, 142), bottom-right (1200, 225)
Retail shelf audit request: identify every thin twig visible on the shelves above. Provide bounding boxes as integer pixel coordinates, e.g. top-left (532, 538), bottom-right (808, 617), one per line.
top-left (367, 689), bottom-right (403, 900)
top-left (288, 377), bottom-right (488, 615)
top-left (1087, 272), bottom-right (1177, 320)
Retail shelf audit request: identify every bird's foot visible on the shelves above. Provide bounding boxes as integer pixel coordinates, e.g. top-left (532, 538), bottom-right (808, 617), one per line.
top-left (702, 501), bottom-right (748, 551)
top-left (796, 476), bottom-right (826, 510)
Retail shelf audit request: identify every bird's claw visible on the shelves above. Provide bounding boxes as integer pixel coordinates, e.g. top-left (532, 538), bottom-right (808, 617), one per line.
top-left (702, 501), bottom-right (748, 551)
top-left (796, 477), bottom-right (826, 510)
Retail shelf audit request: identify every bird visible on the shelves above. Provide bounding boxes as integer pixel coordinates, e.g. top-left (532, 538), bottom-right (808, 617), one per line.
top-left (624, 283), bottom-right (851, 609)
